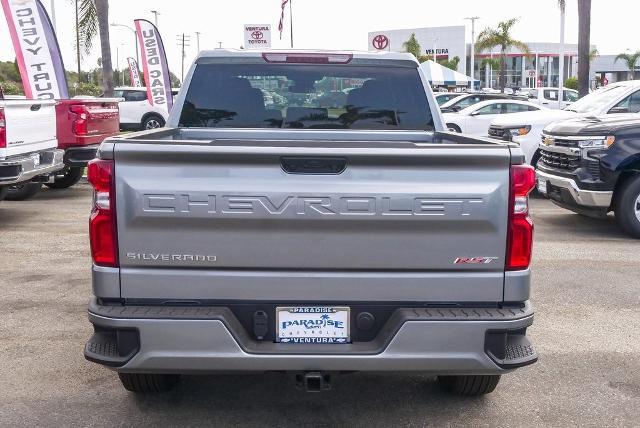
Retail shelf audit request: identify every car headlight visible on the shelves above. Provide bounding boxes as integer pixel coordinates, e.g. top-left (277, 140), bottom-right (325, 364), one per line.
top-left (578, 136), bottom-right (615, 149)
top-left (508, 125), bottom-right (532, 137)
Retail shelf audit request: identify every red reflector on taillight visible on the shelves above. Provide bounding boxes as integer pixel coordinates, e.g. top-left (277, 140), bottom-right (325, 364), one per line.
top-left (506, 164), bottom-right (535, 271)
top-left (262, 52), bottom-right (353, 64)
top-left (0, 107), bottom-right (6, 149)
top-left (88, 159), bottom-right (118, 267)
top-left (70, 104), bottom-right (89, 136)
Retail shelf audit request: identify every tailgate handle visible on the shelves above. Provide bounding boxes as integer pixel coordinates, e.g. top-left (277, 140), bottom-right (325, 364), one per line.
top-left (30, 104), bottom-right (41, 111)
top-left (280, 157), bottom-right (347, 174)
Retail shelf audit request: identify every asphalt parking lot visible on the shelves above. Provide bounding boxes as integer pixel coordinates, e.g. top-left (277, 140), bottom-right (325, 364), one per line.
top-left (1, 183), bottom-right (639, 427)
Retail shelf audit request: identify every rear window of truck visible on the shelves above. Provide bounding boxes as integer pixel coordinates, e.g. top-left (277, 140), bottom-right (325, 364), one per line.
top-left (178, 64), bottom-right (433, 130)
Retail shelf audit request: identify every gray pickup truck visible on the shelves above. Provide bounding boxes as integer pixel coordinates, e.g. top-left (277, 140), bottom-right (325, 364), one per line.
top-left (84, 50), bottom-right (537, 396)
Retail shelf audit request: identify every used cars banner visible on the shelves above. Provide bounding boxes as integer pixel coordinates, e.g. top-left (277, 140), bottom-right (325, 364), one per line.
top-left (134, 18), bottom-right (173, 113)
top-left (127, 57), bottom-right (142, 87)
top-left (1, 0), bottom-right (69, 99)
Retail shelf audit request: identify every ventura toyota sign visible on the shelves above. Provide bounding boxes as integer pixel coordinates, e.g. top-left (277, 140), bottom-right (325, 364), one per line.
top-left (244, 24), bottom-right (271, 49)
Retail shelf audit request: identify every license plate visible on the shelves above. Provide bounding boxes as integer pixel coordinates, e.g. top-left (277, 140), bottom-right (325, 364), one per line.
top-left (276, 306), bottom-right (350, 344)
top-left (30, 153), bottom-right (40, 166)
top-left (537, 179), bottom-right (547, 194)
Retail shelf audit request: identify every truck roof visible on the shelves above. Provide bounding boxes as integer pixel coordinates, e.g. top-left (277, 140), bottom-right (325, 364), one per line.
top-left (195, 48), bottom-right (418, 63)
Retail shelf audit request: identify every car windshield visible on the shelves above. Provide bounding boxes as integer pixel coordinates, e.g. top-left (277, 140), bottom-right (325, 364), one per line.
top-left (564, 85), bottom-right (629, 113)
top-left (179, 63), bottom-right (433, 130)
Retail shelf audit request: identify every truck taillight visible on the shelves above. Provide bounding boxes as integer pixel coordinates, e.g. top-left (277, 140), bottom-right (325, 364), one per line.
top-left (506, 164), bottom-right (535, 271)
top-left (0, 107), bottom-right (6, 149)
top-left (88, 159), bottom-right (118, 267)
top-left (70, 104), bottom-right (90, 136)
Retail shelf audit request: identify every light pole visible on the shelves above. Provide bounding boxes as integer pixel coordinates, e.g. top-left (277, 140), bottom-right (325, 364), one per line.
top-left (49, 0), bottom-right (57, 33)
top-left (195, 31), bottom-right (201, 52)
top-left (433, 38), bottom-right (439, 62)
top-left (465, 17), bottom-right (480, 90)
top-left (110, 23), bottom-right (138, 66)
top-left (150, 10), bottom-right (160, 27)
top-left (558, 1), bottom-right (566, 108)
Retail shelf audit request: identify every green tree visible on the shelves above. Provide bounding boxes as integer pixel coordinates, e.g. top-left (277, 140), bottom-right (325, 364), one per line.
top-left (577, 0), bottom-right (592, 97)
top-left (77, 0), bottom-right (114, 96)
top-left (402, 33), bottom-right (430, 63)
top-left (614, 50), bottom-right (640, 81)
top-left (475, 18), bottom-right (530, 90)
top-left (439, 56), bottom-right (460, 71)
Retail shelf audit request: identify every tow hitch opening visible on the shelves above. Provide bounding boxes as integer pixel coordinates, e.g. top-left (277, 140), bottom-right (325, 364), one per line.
top-left (296, 372), bottom-right (331, 392)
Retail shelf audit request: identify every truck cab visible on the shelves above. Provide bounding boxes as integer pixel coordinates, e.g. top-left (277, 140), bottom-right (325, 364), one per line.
top-left (536, 114), bottom-right (640, 237)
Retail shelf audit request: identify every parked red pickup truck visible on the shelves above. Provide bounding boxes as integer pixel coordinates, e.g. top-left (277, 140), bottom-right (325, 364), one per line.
top-left (48, 98), bottom-right (120, 189)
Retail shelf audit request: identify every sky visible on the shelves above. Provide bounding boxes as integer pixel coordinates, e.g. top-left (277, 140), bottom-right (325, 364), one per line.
top-left (0, 0), bottom-right (637, 83)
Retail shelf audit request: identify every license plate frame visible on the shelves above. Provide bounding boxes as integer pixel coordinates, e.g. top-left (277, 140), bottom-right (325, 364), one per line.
top-left (276, 306), bottom-right (350, 344)
top-left (537, 179), bottom-right (547, 195)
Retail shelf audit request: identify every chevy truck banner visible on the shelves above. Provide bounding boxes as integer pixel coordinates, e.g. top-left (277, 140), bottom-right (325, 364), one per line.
top-left (1, 0), bottom-right (69, 99)
top-left (127, 57), bottom-right (142, 87)
top-left (134, 19), bottom-right (173, 113)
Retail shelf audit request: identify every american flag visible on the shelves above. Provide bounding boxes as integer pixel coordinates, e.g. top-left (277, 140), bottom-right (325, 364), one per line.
top-left (278, 0), bottom-right (289, 39)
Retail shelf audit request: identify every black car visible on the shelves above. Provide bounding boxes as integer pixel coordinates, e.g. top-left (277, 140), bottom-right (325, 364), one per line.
top-left (536, 114), bottom-right (640, 237)
top-left (439, 93), bottom-right (527, 113)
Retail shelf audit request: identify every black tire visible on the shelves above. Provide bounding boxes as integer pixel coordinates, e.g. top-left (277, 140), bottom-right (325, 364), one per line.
top-left (614, 174), bottom-right (640, 238)
top-left (437, 375), bottom-right (501, 396)
top-left (0, 186), bottom-right (7, 201)
top-left (141, 114), bottom-right (165, 130)
top-left (447, 123), bottom-right (462, 133)
top-left (5, 182), bottom-right (42, 201)
top-left (118, 373), bottom-right (179, 393)
top-left (45, 166), bottom-right (84, 189)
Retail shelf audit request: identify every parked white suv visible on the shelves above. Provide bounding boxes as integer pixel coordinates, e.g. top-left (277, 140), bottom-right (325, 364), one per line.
top-left (526, 87), bottom-right (578, 110)
top-left (113, 87), bottom-right (179, 131)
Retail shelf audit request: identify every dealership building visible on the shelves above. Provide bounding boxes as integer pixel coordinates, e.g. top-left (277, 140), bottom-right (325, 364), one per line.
top-left (368, 26), bottom-right (582, 89)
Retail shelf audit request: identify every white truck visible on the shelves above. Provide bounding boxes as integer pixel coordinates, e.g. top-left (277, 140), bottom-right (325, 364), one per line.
top-left (0, 99), bottom-right (64, 201)
top-left (525, 87), bottom-right (578, 110)
top-left (489, 81), bottom-right (640, 165)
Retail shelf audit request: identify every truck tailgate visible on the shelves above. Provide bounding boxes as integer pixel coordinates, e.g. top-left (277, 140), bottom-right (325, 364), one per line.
top-left (113, 140), bottom-right (511, 302)
top-left (1, 100), bottom-right (56, 158)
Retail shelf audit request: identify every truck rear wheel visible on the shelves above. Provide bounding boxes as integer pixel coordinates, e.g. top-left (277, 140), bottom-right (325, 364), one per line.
top-left (45, 166), bottom-right (84, 189)
top-left (0, 186), bottom-right (7, 201)
top-left (118, 373), bottom-right (179, 393)
top-left (5, 182), bottom-right (42, 201)
top-left (437, 375), bottom-right (501, 396)
top-left (614, 175), bottom-right (640, 238)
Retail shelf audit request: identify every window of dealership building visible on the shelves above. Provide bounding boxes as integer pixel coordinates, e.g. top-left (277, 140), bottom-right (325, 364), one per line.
top-left (368, 27), bottom-right (579, 88)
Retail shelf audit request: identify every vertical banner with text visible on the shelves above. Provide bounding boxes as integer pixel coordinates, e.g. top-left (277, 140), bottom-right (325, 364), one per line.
top-left (1, 0), bottom-right (69, 99)
top-left (134, 19), bottom-right (173, 113)
top-left (127, 57), bottom-right (142, 87)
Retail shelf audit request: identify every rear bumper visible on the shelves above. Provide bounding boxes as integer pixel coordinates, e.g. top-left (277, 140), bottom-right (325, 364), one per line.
top-left (85, 299), bottom-right (536, 374)
top-left (63, 144), bottom-right (99, 167)
top-left (536, 169), bottom-right (612, 210)
top-left (0, 148), bottom-right (65, 185)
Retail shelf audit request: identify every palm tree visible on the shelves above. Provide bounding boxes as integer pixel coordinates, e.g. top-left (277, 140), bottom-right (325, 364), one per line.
top-left (558, 0), bottom-right (566, 98)
top-left (614, 51), bottom-right (640, 81)
top-left (577, 0), bottom-right (592, 97)
top-left (476, 18), bottom-right (530, 90)
top-left (77, 0), bottom-right (113, 96)
top-left (402, 34), bottom-right (430, 63)
top-left (439, 56), bottom-right (460, 71)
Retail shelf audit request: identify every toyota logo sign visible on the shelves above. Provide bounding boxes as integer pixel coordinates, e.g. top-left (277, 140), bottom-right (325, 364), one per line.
top-left (372, 34), bottom-right (389, 50)
top-left (251, 31), bottom-right (263, 40)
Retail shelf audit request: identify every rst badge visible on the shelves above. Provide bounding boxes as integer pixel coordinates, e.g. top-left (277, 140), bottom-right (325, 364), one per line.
top-left (454, 257), bottom-right (499, 264)
top-left (277, 307), bottom-right (350, 344)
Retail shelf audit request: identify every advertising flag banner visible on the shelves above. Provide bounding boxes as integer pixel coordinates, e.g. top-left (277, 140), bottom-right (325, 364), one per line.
top-left (127, 57), bottom-right (142, 87)
top-left (134, 19), bottom-right (173, 113)
top-left (278, 0), bottom-right (288, 39)
top-left (1, 0), bottom-right (69, 99)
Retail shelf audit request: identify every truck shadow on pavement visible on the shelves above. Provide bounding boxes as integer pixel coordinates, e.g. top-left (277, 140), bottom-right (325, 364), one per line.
top-left (123, 373), bottom-right (495, 425)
